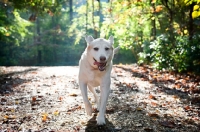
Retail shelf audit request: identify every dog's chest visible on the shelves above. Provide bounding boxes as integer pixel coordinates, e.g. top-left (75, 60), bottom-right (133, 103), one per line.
top-left (87, 70), bottom-right (104, 87)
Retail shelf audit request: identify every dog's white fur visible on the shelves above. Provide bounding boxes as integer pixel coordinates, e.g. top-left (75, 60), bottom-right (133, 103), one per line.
top-left (78, 35), bottom-right (119, 125)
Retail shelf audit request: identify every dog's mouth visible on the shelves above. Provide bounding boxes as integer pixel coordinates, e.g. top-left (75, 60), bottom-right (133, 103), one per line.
top-left (93, 58), bottom-right (107, 71)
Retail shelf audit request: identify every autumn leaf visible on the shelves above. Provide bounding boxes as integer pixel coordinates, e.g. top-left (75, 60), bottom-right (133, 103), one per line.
top-left (136, 107), bottom-right (142, 111)
top-left (149, 94), bottom-right (156, 100)
top-left (32, 96), bottom-right (37, 102)
top-left (42, 113), bottom-right (48, 122)
top-left (192, 11), bottom-right (199, 18)
top-left (4, 115), bottom-right (9, 119)
top-left (69, 93), bottom-right (78, 97)
top-left (148, 113), bottom-right (159, 118)
top-left (4, 115), bottom-right (16, 119)
top-left (31, 71), bottom-right (37, 74)
top-left (184, 105), bottom-right (191, 111)
top-left (193, 5), bottom-right (199, 11)
top-left (58, 96), bottom-right (63, 101)
top-left (155, 5), bottom-right (163, 12)
top-left (53, 110), bottom-right (59, 116)
top-left (173, 95), bottom-right (179, 99)
top-left (151, 101), bottom-right (158, 107)
top-left (67, 105), bottom-right (82, 112)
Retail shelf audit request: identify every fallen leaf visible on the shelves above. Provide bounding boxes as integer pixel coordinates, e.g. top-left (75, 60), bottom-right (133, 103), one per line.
top-left (136, 107), bottom-right (142, 111)
top-left (42, 113), bottom-right (48, 122)
top-left (148, 113), bottom-right (159, 118)
top-left (173, 95), bottom-right (179, 99)
top-left (69, 93), bottom-right (78, 97)
top-left (4, 115), bottom-right (16, 119)
top-left (15, 100), bottom-right (19, 104)
top-left (1, 98), bottom-right (7, 102)
top-left (4, 115), bottom-right (9, 119)
top-left (151, 101), bottom-right (158, 107)
top-left (54, 110), bottom-right (59, 116)
top-left (149, 94), bottom-right (156, 100)
top-left (59, 96), bottom-right (63, 101)
top-left (184, 106), bottom-right (191, 111)
top-left (32, 96), bottom-right (36, 102)
top-left (67, 105), bottom-right (81, 112)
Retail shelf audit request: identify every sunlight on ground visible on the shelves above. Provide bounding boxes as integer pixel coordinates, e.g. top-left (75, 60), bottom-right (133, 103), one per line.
top-left (0, 66), bottom-right (199, 131)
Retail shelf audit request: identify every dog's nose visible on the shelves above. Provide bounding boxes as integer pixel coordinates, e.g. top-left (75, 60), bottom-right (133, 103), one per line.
top-left (100, 56), bottom-right (106, 61)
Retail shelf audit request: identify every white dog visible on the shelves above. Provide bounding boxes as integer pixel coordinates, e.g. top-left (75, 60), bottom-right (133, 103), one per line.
top-left (78, 35), bottom-right (119, 125)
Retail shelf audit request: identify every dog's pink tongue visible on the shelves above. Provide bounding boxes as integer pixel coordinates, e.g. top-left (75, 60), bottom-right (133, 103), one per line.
top-left (94, 61), bottom-right (106, 71)
top-left (94, 61), bottom-right (100, 66)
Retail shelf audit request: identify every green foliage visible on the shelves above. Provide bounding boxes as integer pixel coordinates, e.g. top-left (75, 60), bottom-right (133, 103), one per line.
top-left (140, 34), bottom-right (200, 73)
top-left (4, 0), bottom-right (64, 15)
top-left (68, 0), bottom-right (101, 44)
top-left (0, 7), bottom-right (33, 44)
top-left (0, 0), bottom-right (200, 74)
top-left (0, 6), bottom-right (34, 66)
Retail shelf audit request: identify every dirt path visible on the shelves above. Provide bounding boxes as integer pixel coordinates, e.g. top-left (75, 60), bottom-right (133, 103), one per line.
top-left (0, 65), bottom-right (200, 132)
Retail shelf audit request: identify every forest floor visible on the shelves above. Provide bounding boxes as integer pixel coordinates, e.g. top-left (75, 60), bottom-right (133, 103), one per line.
top-left (0, 65), bottom-right (200, 132)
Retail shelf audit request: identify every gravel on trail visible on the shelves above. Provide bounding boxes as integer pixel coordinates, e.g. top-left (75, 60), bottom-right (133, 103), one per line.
top-left (0, 65), bottom-right (200, 132)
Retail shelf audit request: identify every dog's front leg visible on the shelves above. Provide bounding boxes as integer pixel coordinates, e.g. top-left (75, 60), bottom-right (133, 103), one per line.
top-left (88, 85), bottom-right (99, 110)
top-left (79, 82), bottom-right (92, 116)
top-left (97, 78), bottom-right (111, 125)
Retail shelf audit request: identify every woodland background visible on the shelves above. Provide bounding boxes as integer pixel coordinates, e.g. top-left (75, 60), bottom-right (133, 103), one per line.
top-left (0, 0), bottom-right (200, 74)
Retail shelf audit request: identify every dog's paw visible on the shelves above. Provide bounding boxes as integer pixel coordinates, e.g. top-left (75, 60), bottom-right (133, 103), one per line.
top-left (97, 114), bottom-right (105, 125)
top-left (85, 103), bottom-right (92, 116)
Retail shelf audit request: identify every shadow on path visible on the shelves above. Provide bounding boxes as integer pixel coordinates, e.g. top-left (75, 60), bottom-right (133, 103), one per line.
top-left (116, 65), bottom-right (191, 100)
top-left (85, 113), bottom-right (120, 132)
top-left (0, 67), bottom-right (38, 95)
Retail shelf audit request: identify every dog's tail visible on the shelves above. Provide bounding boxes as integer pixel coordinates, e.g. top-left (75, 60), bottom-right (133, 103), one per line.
top-left (114, 46), bottom-right (120, 54)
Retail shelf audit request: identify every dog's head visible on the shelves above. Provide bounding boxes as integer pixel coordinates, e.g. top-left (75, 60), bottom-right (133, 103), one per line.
top-left (85, 35), bottom-right (119, 71)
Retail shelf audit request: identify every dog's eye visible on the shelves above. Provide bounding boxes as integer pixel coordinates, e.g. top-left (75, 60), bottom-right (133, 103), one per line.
top-left (94, 47), bottom-right (99, 51)
top-left (105, 47), bottom-right (109, 51)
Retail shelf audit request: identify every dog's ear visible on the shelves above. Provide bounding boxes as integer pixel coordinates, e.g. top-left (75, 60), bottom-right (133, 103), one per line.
top-left (85, 35), bottom-right (94, 44)
top-left (114, 46), bottom-right (120, 54)
top-left (109, 36), bottom-right (114, 45)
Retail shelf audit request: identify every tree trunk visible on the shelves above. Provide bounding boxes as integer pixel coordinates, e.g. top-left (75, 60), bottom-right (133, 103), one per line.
top-left (52, 16), bottom-right (57, 63)
top-left (36, 18), bottom-right (42, 64)
top-left (161, 0), bottom-right (175, 45)
top-left (85, 0), bottom-right (88, 47)
top-left (188, 3), bottom-right (194, 40)
top-left (150, 0), bottom-right (156, 40)
top-left (69, 0), bottom-right (73, 22)
top-left (92, 0), bottom-right (98, 38)
top-left (97, 0), bottom-right (102, 37)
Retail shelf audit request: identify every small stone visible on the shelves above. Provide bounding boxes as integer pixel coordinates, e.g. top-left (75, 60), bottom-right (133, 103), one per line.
top-left (135, 123), bottom-right (143, 127)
